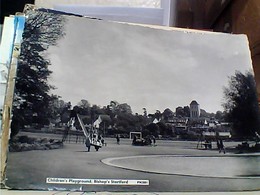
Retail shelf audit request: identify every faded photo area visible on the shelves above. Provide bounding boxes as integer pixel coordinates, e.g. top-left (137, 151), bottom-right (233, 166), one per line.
top-left (5, 9), bottom-right (260, 192)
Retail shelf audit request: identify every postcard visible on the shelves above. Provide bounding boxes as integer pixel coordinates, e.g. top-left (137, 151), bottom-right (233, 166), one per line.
top-left (1, 15), bottom-right (25, 188)
top-left (0, 16), bottom-right (16, 134)
top-left (3, 8), bottom-right (260, 193)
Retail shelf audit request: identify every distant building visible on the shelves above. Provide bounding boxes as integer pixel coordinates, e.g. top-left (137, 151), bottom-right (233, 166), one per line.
top-left (190, 100), bottom-right (200, 118)
top-left (93, 115), bottom-right (111, 129)
top-left (153, 118), bottom-right (160, 124)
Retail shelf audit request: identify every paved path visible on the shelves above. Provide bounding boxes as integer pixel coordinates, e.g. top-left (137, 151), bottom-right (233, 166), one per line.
top-left (102, 154), bottom-right (260, 178)
top-left (5, 134), bottom-right (260, 192)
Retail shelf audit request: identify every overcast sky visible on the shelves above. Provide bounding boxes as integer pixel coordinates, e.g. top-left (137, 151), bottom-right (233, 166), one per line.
top-left (47, 16), bottom-right (253, 114)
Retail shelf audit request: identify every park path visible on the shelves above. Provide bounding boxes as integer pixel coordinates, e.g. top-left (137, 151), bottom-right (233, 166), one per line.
top-left (5, 136), bottom-right (260, 192)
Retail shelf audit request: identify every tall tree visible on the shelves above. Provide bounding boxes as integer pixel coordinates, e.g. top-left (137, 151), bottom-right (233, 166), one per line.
top-left (77, 99), bottom-right (90, 108)
top-left (183, 106), bottom-right (190, 117)
top-left (215, 110), bottom-right (225, 121)
top-left (222, 71), bottom-right (260, 138)
top-left (116, 103), bottom-right (132, 114)
top-left (47, 95), bottom-right (67, 123)
top-left (11, 10), bottom-right (66, 137)
top-left (176, 106), bottom-right (185, 117)
top-left (77, 99), bottom-right (91, 115)
top-left (162, 108), bottom-right (174, 121)
top-left (154, 110), bottom-right (162, 120)
top-left (143, 108), bottom-right (147, 117)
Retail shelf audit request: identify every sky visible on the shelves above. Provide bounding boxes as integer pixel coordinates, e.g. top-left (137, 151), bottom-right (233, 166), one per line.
top-left (47, 16), bottom-right (253, 114)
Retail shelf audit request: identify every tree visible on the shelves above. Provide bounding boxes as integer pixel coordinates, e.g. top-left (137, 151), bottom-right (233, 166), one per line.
top-left (200, 109), bottom-right (215, 118)
top-left (215, 110), bottom-right (225, 121)
top-left (116, 103), bottom-right (132, 114)
top-left (162, 108), bottom-right (174, 121)
top-left (183, 106), bottom-right (190, 117)
top-left (77, 99), bottom-right (91, 115)
top-left (157, 122), bottom-right (172, 136)
top-left (47, 95), bottom-right (67, 123)
top-left (11, 10), bottom-right (66, 137)
top-left (176, 106), bottom-right (190, 117)
top-left (176, 106), bottom-right (185, 117)
top-left (222, 71), bottom-right (260, 138)
top-left (109, 101), bottom-right (119, 112)
top-left (143, 108), bottom-right (147, 117)
top-left (154, 110), bottom-right (162, 121)
top-left (77, 99), bottom-right (90, 108)
top-left (145, 123), bottom-right (159, 137)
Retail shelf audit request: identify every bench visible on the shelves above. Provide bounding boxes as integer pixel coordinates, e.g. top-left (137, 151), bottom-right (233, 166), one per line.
top-left (202, 142), bottom-right (212, 149)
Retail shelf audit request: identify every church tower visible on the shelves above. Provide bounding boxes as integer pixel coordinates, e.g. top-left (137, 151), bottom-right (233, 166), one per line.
top-left (190, 100), bottom-right (200, 118)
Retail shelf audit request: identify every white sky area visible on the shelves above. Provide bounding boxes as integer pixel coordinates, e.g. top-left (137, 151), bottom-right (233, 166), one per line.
top-left (47, 16), bottom-right (253, 114)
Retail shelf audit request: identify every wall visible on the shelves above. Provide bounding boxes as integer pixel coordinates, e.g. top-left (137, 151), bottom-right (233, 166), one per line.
top-left (212, 0), bottom-right (260, 101)
top-left (175, 0), bottom-right (260, 101)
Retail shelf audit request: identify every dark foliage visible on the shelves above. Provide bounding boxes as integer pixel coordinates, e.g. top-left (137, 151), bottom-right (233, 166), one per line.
top-left (11, 10), bottom-right (66, 137)
top-left (222, 71), bottom-right (260, 138)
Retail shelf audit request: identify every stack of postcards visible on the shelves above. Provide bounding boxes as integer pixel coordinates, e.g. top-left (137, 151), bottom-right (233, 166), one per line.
top-left (0, 3), bottom-right (259, 194)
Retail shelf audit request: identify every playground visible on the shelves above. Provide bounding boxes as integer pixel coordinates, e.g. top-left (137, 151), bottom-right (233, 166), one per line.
top-left (5, 134), bottom-right (260, 192)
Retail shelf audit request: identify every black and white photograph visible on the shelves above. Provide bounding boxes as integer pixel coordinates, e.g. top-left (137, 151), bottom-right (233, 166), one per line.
top-left (4, 9), bottom-right (260, 192)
